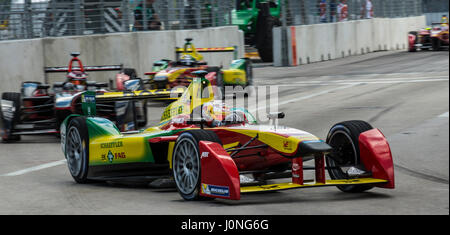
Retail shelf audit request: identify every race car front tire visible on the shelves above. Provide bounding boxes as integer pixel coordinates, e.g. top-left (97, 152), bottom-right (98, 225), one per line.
top-left (408, 31), bottom-right (418, 52)
top-left (1, 92), bottom-right (22, 142)
top-left (325, 120), bottom-right (375, 193)
top-left (432, 38), bottom-right (441, 51)
top-left (65, 117), bottom-right (90, 183)
top-left (172, 130), bottom-right (222, 201)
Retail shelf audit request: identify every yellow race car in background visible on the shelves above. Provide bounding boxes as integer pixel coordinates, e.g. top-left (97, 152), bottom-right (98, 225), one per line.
top-left (145, 38), bottom-right (253, 96)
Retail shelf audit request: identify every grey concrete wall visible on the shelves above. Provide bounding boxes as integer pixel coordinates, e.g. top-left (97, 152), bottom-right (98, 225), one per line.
top-left (0, 26), bottom-right (244, 93)
top-left (0, 39), bottom-right (45, 92)
top-left (274, 16), bottom-right (427, 67)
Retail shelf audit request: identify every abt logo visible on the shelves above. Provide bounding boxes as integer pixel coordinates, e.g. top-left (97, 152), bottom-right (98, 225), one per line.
top-left (201, 152), bottom-right (209, 159)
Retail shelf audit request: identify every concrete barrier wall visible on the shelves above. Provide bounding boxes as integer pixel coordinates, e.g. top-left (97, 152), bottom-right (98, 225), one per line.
top-left (275, 16), bottom-right (426, 67)
top-left (0, 39), bottom-right (45, 93)
top-left (0, 26), bottom-right (244, 93)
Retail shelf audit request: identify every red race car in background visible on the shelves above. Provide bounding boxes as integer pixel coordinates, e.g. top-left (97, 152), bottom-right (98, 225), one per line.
top-left (0, 53), bottom-right (157, 142)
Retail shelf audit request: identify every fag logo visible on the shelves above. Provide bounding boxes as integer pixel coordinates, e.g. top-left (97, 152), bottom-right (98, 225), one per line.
top-left (107, 150), bottom-right (114, 163)
top-left (103, 150), bottom-right (126, 163)
top-left (201, 152), bottom-right (209, 159)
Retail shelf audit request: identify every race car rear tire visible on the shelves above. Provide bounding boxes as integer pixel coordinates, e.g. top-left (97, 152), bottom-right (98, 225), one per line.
top-left (135, 100), bottom-right (148, 129)
top-left (255, 3), bottom-right (275, 62)
top-left (325, 120), bottom-right (375, 193)
top-left (245, 59), bottom-right (254, 86)
top-left (215, 71), bottom-right (225, 100)
top-left (65, 117), bottom-right (90, 183)
top-left (1, 92), bottom-right (22, 142)
top-left (172, 130), bottom-right (222, 201)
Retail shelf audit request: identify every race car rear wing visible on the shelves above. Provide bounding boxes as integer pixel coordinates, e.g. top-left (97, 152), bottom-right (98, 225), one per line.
top-left (81, 88), bottom-right (185, 116)
top-left (95, 88), bottom-right (185, 102)
top-left (44, 52), bottom-right (125, 83)
top-left (175, 38), bottom-right (239, 60)
top-left (175, 47), bottom-right (238, 60)
top-left (44, 65), bottom-right (123, 73)
top-left (175, 47), bottom-right (236, 53)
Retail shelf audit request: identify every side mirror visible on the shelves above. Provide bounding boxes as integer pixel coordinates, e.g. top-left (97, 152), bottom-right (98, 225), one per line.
top-left (95, 83), bottom-right (109, 88)
top-left (267, 112), bottom-right (285, 120)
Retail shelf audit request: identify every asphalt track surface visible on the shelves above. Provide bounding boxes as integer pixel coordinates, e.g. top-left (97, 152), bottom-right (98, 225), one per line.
top-left (0, 50), bottom-right (448, 215)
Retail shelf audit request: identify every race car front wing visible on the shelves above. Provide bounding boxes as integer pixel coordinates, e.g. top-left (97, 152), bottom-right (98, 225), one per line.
top-left (198, 128), bottom-right (394, 200)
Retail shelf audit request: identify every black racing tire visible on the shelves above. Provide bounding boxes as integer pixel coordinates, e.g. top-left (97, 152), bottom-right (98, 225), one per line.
top-left (255, 15), bottom-right (275, 62)
top-left (408, 31), bottom-right (418, 52)
top-left (243, 59), bottom-right (254, 97)
top-left (325, 120), bottom-right (374, 193)
top-left (245, 59), bottom-right (254, 86)
top-left (64, 117), bottom-right (90, 183)
top-left (432, 38), bottom-right (441, 51)
top-left (215, 71), bottom-right (225, 100)
top-left (172, 130), bottom-right (222, 201)
top-left (255, 2), bottom-right (275, 62)
top-left (1, 92), bottom-right (22, 142)
top-left (135, 100), bottom-right (148, 129)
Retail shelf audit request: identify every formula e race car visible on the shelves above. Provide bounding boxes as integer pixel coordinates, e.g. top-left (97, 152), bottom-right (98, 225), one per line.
top-left (0, 53), bottom-right (168, 142)
top-left (408, 22), bottom-right (449, 51)
top-left (60, 70), bottom-right (395, 201)
top-left (144, 38), bottom-right (253, 96)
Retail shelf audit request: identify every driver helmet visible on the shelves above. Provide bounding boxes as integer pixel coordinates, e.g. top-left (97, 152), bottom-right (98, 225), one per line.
top-left (67, 70), bottom-right (88, 85)
top-left (441, 15), bottom-right (448, 24)
top-left (63, 82), bottom-right (75, 91)
top-left (179, 54), bottom-right (197, 67)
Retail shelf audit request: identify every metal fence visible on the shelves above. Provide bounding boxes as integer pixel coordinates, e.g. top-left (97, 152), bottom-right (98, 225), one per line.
top-left (422, 0), bottom-right (448, 13)
top-left (0, 0), bottom-right (235, 40)
top-left (0, 0), bottom-right (430, 41)
top-left (283, 0), bottom-right (424, 26)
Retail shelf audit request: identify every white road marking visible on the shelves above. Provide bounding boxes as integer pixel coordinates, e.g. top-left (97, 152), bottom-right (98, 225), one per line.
top-left (1, 160), bottom-right (67, 177)
top-left (250, 83), bottom-right (358, 112)
top-left (256, 77), bottom-right (449, 86)
top-left (439, 112), bottom-right (449, 118)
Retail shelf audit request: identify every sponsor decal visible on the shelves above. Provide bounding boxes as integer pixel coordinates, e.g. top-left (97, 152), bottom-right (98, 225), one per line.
top-left (201, 152), bottom-right (209, 159)
top-left (283, 140), bottom-right (292, 151)
top-left (107, 150), bottom-right (114, 162)
top-left (82, 94), bottom-right (96, 103)
top-left (100, 141), bottom-right (123, 149)
top-left (292, 163), bottom-right (300, 171)
top-left (162, 105), bottom-right (184, 120)
top-left (202, 184), bottom-right (230, 197)
top-left (102, 150), bottom-right (126, 163)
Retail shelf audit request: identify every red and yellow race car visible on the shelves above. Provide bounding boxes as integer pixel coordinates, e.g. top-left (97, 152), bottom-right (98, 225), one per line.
top-left (60, 71), bottom-right (394, 201)
top-left (408, 22), bottom-right (449, 51)
top-left (143, 38), bottom-right (253, 96)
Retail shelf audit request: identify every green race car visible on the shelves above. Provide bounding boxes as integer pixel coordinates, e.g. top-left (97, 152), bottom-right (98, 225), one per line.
top-left (60, 71), bottom-right (395, 201)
